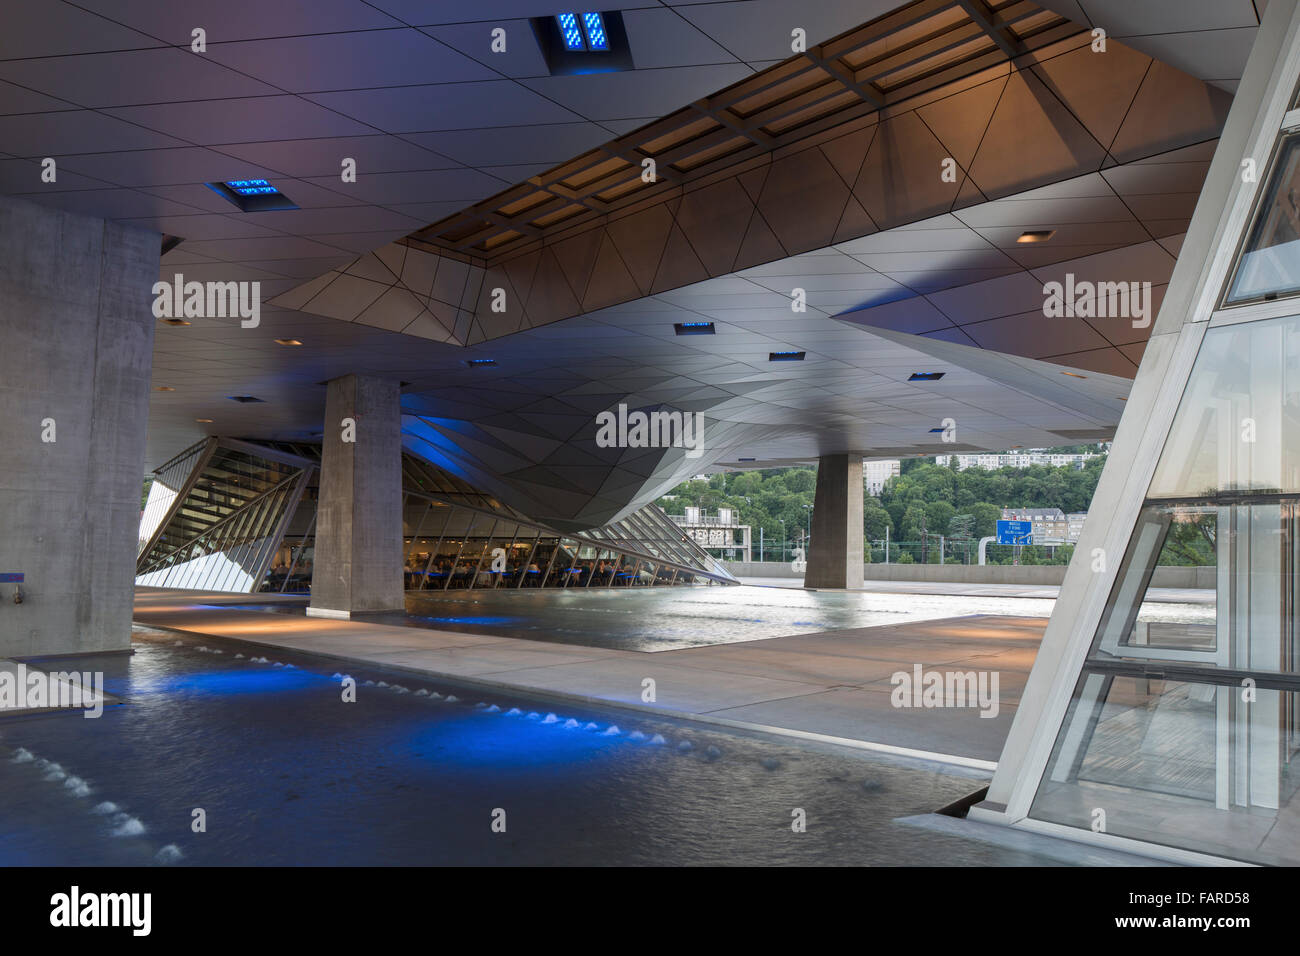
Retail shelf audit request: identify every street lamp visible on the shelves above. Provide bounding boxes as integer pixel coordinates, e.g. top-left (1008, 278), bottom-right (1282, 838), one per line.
top-left (776, 518), bottom-right (786, 562)
top-left (802, 503), bottom-right (812, 542)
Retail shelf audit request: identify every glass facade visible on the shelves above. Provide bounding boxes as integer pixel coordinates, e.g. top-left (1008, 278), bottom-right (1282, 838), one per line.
top-left (1030, 313), bottom-right (1300, 864)
top-left (1225, 132), bottom-right (1300, 305)
top-left (138, 439), bottom-right (734, 595)
top-left (135, 440), bottom-right (312, 592)
top-left (137, 439), bottom-right (207, 555)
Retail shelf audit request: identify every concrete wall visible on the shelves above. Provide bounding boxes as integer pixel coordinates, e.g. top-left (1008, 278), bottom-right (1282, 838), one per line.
top-left (0, 194), bottom-right (158, 657)
top-left (725, 561), bottom-right (1216, 589)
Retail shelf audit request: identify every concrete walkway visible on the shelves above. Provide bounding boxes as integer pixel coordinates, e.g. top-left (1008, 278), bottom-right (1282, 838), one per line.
top-left (739, 576), bottom-right (1214, 604)
top-left (133, 588), bottom-right (1043, 767)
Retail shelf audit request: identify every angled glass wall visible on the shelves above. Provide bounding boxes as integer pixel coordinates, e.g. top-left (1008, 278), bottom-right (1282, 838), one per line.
top-left (137, 439), bottom-right (207, 555)
top-left (1029, 290), bottom-right (1300, 864)
top-left (145, 440), bottom-right (737, 594)
top-left (135, 440), bottom-right (314, 592)
top-left (380, 458), bottom-right (734, 592)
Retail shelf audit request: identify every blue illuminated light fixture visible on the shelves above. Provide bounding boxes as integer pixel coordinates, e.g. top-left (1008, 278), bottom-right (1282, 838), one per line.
top-left (674, 321), bottom-right (715, 335)
top-left (206, 177), bottom-right (298, 212)
top-left (556, 13), bottom-right (584, 50)
top-left (582, 12), bottom-right (609, 50)
top-left (768, 351), bottom-right (806, 362)
top-left (225, 179), bottom-right (278, 196)
top-left (555, 11), bottom-right (610, 52)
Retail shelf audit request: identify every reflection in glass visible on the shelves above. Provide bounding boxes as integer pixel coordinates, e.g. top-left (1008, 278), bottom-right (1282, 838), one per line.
top-left (1032, 310), bottom-right (1300, 862)
top-left (1227, 134), bottom-right (1300, 304)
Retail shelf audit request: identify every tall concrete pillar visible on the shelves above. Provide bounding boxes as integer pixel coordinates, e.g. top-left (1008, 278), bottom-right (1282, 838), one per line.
top-left (0, 195), bottom-right (158, 657)
top-left (308, 374), bottom-right (404, 618)
top-left (803, 454), bottom-right (864, 589)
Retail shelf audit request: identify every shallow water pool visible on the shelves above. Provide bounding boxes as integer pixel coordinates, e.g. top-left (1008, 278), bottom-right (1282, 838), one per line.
top-left (0, 627), bottom-right (1060, 866)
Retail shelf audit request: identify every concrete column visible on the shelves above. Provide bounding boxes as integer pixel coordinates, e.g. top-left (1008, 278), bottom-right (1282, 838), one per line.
top-left (0, 195), bottom-right (158, 657)
top-left (308, 374), bottom-right (404, 618)
top-left (803, 454), bottom-right (864, 589)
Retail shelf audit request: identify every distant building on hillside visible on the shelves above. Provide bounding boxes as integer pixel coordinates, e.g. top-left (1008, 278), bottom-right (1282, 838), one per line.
top-left (935, 448), bottom-right (1104, 470)
top-left (669, 506), bottom-right (752, 562)
top-left (864, 459), bottom-right (901, 496)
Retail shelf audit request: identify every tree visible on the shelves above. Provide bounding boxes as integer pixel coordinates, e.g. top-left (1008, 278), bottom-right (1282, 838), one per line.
top-left (925, 500), bottom-right (955, 535)
top-left (948, 513), bottom-right (975, 540)
top-left (969, 502), bottom-right (1002, 540)
top-left (783, 469), bottom-right (815, 494)
top-left (863, 495), bottom-right (892, 543)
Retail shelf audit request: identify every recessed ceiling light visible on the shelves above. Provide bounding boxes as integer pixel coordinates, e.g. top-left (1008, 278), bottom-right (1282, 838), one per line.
top-left (556, 12), bottom-right (609, 51)
top-left (908, 371), bottom-right (944, 381)
top-left (537, 11), bottom-right (629, 75)
top-left (674, 322), bottom-right (715, 335)
top-left (1016, 230), bottom-right (1056, 244)
top-left (162, 318), bottom-right (190, 327)
top-left (928, 427), bottom-right (945, 433)
top-left (581, 12), bottom-right (609, 50)
top-left (154, 386), bottom-right (175, 391)
top-left (466, 358), bottom-right (497, 367)
top-left (1061, 370), bottom-right (1087, 378)
top-left (195, 418), bottom-right (213, 423)
top-left (769, 351), bottom-right (806, 362)
top-left (274, 338), bottom-right (303, 346)
top-left (205, 179), bottom-right (298, 212)
top-left (227, 395), bottom-right (264, 403)
top-left (738, 457), bottom-right (756, 462)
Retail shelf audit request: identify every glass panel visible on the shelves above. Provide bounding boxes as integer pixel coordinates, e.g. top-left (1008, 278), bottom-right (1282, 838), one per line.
top-left (1033, 677), bottom-right (1300, 866)
top-left (553, 539), bottom-right (581, 587)
top-left (285, 534), bottom-right (314, 593)
top-left (580, 545), bottom-right (609, 587)
top-left (1226, 133), bottom-right (1300, 304)
top-left (1149, 315), bottom-right (1300, 497)
top-left (510, 529), bottom-right (541, 588)
top-left (1090, 504), bottom-right (1220, 665)
top-left (413, 502), bottom-right (452, 590)
top-left (429, 506), bottom-right (473, 589)
top-left (459, 517), bottom-right (496, 589)
top-left (138, 440), bottom-right (206, 555)
top-left (528, 537), bottom-right (559, 587)
top-left (1033, 302), bottom-right (1300, 860)
top-left (612, 555), bottom-right (638, 586)
top-left (402, 495), bottom-right (428, 590)
top-left (482, 522), bottom-right (518, 589)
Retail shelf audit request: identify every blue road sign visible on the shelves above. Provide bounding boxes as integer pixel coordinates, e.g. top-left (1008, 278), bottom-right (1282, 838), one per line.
top-left (996, 520), bottom-right (1033, 545)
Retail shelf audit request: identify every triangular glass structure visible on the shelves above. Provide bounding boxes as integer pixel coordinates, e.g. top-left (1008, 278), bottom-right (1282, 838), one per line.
top-left (1028, 313), bottom-right (1300, 864)
top-left (973, 0), bottom-right (1300, 865)
top-left (135, 438), bottom-right (734, 595)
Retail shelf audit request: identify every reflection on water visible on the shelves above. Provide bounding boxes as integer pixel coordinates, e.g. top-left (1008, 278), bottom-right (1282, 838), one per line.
top-left (0, 629), bottom-right (1063, 867)
top-left (387, 585), bottom-right (1213, 652)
